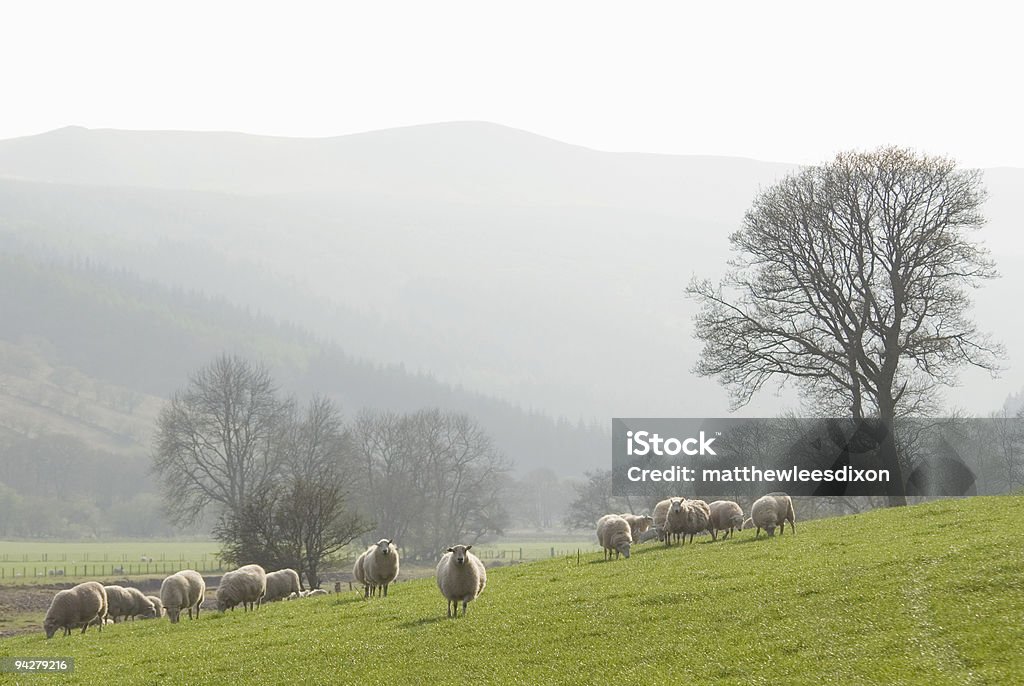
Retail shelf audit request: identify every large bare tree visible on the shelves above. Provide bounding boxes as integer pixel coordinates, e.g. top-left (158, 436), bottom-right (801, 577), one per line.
top-left (687, 147), bottom-right (1002, 504)
top-left (153, 354), bottom-right (290, 524)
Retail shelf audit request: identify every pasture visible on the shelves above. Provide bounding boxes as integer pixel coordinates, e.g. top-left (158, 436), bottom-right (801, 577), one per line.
top-left (1, 496), bottom-right (1021, 684)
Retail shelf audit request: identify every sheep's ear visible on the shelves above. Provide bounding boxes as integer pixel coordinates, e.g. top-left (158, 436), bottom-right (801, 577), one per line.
top-left (465, 545), bottom-right (472, 551)
top-left (447, 547), bottom-right (454, 553)
top-left (387, 539), bottom-right (393, 545)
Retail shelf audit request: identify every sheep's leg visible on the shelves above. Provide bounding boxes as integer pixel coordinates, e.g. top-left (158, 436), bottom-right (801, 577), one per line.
top-left (461, 600), bottom-right (468, 617)
top-left (383, 584), bottom-right (388, 597)
top-left (755, 528), bottom-right (761, 538)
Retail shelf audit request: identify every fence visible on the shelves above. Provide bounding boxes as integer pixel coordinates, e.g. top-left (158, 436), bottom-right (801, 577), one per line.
top-left (0, 553), bottom-right (226, 581)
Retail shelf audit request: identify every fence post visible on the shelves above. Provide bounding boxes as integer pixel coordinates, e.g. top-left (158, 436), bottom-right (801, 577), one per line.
top-left (551, 547), bottom-right (555, 558)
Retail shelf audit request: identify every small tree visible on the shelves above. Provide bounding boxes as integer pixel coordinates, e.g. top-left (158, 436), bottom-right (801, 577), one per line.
top-left (688, 147), bottom-right (1002, 505)
top-left (214, 396), bottom-right (369, 588)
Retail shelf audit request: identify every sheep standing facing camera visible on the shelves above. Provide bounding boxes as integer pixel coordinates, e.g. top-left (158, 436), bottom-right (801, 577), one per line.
top-left (363, 539), bottom-right (400, 598)
top-left (436, 544), bottom-right (486, 617)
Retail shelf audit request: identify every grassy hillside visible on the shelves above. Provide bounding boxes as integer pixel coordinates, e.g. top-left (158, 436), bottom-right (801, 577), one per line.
top-left (1, 497), bottom-right (1020, 684)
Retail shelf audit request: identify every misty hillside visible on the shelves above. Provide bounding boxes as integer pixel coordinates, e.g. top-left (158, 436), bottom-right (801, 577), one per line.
top-left (1, 123), bottom-right (1021, 424)
top-left (0, 254), bottom-right (605, 476)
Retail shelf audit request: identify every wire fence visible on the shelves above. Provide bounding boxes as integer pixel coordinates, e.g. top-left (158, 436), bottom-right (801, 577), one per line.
top-left (0, 553), bottom-right (226, 580)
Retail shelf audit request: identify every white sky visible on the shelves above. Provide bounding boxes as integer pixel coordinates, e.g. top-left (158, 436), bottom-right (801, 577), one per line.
top-left (2, 1), bottom-right (1022, 167)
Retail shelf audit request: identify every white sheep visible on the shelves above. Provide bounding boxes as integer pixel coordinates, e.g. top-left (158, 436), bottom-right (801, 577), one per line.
top-left (263, 569), bottom-right (302, 603)
top-left (160, 570), bottom-right (206, 623)
top-left (596, 514), bottom-right (633, 559)
top-left (217, 564), bottom-right (267, 612)
top-left (43, 581), bottom-right (107, 638)
top-left (750, 492), bottom-right (796, 538)
top-left (362, 539), bottom-right (400, 598)
top-left (708, 500), bottom-right (744, 541)
top-left (353, 550), bottom-right (372, 597)
top-left (145, 595), bottom-right (164, 619)
top-left (307, 588), bottom-right (328, 596)
top-left (618, 513), bottom-right (654, 541)
top-left (103, 585), bottom-right (135, 623)
top-left (661, 497), bottom-right (688, 546)
top-left (124, 586), bottom-right (157, 620)
top-left (682, 499), bottom-right (712, 544)
top-left (436, 544), bottom-right (487, 618)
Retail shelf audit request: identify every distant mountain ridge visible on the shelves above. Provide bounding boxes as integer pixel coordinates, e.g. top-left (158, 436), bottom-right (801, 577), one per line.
top-left (0, 122), bottom-right (1020, 425)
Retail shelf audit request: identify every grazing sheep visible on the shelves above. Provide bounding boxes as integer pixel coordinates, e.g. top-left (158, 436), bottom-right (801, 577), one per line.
top-left (103, 585), bottom-right (135, 623)
top-left (363, 539), bottom-right (400, 598)
top-left (436, 544), bottom-right (487, 618)
top-left (353, 550), bottom-right (372, 597)
top-left (618, 513), bottom-right (654, 541)
top-left (160, 570), bottom-right (206, 623)
top-left (742, 517), bottom-right (755, 530)
top-left (596, 514), bottom-right (633, 560)
top-left (263, 569), bottom-right (302, 603)
top-left (635, 528), bottom-right (662, 544)
top-left (145, 595), bottom-right (164, 619)
top-left (124, 586), bottom-right (157, 620)
top-left (217, 564), bottom-right (267, 612)
top-left (43, 581), bottom-right (107, 638)
top-left (708, 500), bottom-right (744, 541)
top-left (307, 589), bottom-right (328, 596)
top-left (751, 492), bottom-right (797, 538)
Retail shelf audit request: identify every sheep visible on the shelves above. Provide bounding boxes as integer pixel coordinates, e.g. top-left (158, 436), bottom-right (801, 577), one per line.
top-left (263, 569), bottom-right (302, 603)
top-left (124, 586), bottom-right (157, 620)
top-left (436, 544), bottom-right (487, 618)
top-left (618, 513), bottom-right (654, 541)
top-left (652, 498), bottom-right (672, 536)
top-left (43, 581), bottom-right (107, 638)
top-left (596, 514), bottom-right (632, 560)
top-left (307, 588), bottom-right (328, 596)
top-left (635, 528), bottom-right (662, 544)
top-left (362, 539), bottom-right (400, 598)
top-left (103, 585), bottom-right (136, 623)
top-left (353, 549), bottom-right (372, 597)
top-left (708, 500), bottom-right (744, 541)
top-left (160, 570), bottom-right (206, 623)
top-left (217, 564), bottom-right (267, 612)
top-left (741, 517), bottom-right (755, 530)
top-left (682, 499), bottom-right (712, 544)
top-left (661, 497), bottom-right (688, 545)
top-left (145, 595), bottom-right (164, 619)
top-left (750, 492), bottom-right (797, 538)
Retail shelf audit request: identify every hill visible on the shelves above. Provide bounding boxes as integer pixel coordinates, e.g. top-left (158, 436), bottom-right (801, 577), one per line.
top-left (2, 496), bottom-right (1020, 684)
top-left (0, 254), bottom-right (605, 477)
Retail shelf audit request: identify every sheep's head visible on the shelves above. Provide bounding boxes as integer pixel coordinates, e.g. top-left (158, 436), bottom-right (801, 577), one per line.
top-left (446, 544), bottom-right (472, 565)
top-left (166, 606), bottom-right (181, 623)
top-left (43, 618), bottom-right (59, 639)
top-left (764, 523), bottom-right (777, 537)
top-left (141, 600), bottom-right (157, 619)
top-left (617, 541), bottom-right (631, 559)
top-left (374, 539), bottom-right (395, 556)
top-left (669, 498), bottom-right (684, 514)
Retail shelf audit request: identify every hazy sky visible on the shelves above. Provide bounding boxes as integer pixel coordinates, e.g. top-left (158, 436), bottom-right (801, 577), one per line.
top-left (2, 1), bottom-right (1021, 167)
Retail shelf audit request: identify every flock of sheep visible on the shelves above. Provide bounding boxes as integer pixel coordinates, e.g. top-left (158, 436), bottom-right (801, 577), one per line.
top-left (42, 537), bottom-right (489, 637)
top-left (41, 495), bottom-right (794, 637)
top-left (597, 492), bottom-right (797, 559)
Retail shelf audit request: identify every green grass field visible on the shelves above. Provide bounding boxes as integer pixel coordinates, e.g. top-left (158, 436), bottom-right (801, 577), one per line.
top-left (0, 541), bottom-right (225, 583)
top-left (1, 497), bottom-right (1021, 685)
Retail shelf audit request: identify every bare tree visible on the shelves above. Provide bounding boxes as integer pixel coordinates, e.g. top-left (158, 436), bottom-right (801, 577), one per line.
top-left (688, 148), bottom-right (1002, 505)
top-left (153, 355), bottom-right (290, 524)
top-left (214, 396), bottom-right (369, 588)
top-left (353, 409), bottom-right (510, 559)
